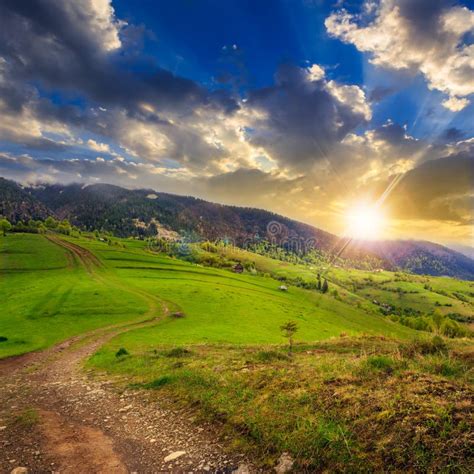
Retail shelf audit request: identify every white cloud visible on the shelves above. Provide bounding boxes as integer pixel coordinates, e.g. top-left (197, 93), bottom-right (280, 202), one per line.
top-left (325, 1), bottom-right (474, 110)
top-left (87, 139), bottom-right (111, 153)
top-left (442, 96), bottom-right (470, 112)
top-left (307, 64), bottom-right (325, 81)
top-left (75, 0), bottom-right (124, 52)
top-left (327, 80), bottom-right (372, 120)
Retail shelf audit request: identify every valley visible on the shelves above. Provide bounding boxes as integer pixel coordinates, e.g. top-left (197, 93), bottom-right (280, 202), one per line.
top-left (1, 231), bottom-right (472, 471)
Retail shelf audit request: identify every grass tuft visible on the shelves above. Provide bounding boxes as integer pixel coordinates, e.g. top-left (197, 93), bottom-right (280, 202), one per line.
top-left (142, 375), bottom-right (174, 389)
top-left (363, 355), bottom-right (397, 374)
top-left (163, 347), bottom-right (193, 358)
top-left (115, 347), bottom-right (129, 358)
top-left (254, 350), bottom-right (289, 362)
top-left (14, 408), bottom-right (39, 427)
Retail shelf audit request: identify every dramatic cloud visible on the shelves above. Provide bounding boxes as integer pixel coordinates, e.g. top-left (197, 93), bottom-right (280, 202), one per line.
top-left (245, 64), bottom-right (371, 171)
top-left (326, 0), bottom-right (474, 110)
top-left (0, 0), bottom-right (237, 116)
top-left (0, 0), bottom-right (472, 244)
top-left (385, 147), bottom-right (474, 225)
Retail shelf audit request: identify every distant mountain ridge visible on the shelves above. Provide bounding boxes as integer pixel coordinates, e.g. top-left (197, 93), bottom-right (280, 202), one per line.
top-left (1, 177), bottom-right (473, 280)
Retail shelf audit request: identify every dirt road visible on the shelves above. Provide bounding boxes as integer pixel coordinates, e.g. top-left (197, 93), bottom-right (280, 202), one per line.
top-left (0, 237), bottom-right (252, 473)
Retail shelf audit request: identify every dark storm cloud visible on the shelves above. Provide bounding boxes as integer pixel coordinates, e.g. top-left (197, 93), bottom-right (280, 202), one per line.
top-left (386, 150), bottom-right (474, 223)
top-left (0, 0), bottom-right (238, 118)
top-left (440, 127), bottom-right (465, 142)
top-left (245, 64), bottom-right (370, 170)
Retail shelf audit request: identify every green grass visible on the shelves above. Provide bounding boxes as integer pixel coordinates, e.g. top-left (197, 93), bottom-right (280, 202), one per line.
top-left (1, 232), bottom-right (473, 470)
top-left (2, 232), bottom-right (472, 358)
top-left (89, 336), bottom-right (473, 471)
top-left (0, 234), bottom-right (149, 357)
top-left (69, 236), bottom-right (414, 346)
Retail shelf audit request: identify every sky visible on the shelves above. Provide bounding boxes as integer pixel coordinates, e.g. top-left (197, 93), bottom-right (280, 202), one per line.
top-left (0, 0), bottom-right (473, 245)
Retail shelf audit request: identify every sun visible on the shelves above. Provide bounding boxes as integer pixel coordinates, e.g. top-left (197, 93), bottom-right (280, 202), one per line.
top-left (344, 203), bottom-right (386, 240)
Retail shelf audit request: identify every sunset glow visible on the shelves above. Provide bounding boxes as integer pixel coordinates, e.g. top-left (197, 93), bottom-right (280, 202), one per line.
top-left (345, 204), bottom-right (386, 240)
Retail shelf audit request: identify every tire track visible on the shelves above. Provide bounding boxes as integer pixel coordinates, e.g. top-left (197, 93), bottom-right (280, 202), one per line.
top-left (0, 235), bottom-right (252, 472)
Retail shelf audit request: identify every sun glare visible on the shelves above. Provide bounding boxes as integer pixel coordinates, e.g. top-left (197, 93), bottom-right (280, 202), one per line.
top-left (345, 203), bottom-right (386, 240)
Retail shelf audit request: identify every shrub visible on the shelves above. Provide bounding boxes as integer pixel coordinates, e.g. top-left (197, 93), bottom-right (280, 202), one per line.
top-left (400, 336), bottom-right (448, 357)
top-left (200, 241), bottom-right (218, 253)
top-left (115, 347), bottom-right (129, 357)
top-left (428, 358), bottom-right (465, 378)
top-left (441, 319), bottom-right (466, 338)
top-left (399, 316), bottom-right (432, 332)
top-left (164, 347), bottom-right (192, 358)
top-left (0, 336), bottom-right (8, 342)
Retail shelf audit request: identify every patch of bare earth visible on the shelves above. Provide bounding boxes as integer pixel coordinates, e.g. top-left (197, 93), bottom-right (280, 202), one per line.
top-left (0, 329), bottom-right (254, 473)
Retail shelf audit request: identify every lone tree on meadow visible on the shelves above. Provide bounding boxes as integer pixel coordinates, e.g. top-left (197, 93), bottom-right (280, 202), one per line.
top-left (0, 218), bottom-right (12, 236)
top-left (280, 320), bottom-right (298, 355)
top-left (322, 278), bottom-right (329, 293)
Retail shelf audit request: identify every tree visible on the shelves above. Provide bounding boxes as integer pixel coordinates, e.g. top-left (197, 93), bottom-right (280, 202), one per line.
top-left (45, 216), bottom-right (58, 229)
top-left (280, 320), bottom-right (298, 355)
top-left (317, 273), bottom-right (321, 291)
top-left (57, 219), bottom-right (72, 235)
top-left (432, 310), bottom-right (444, 334)
top-left (0, 218), bottom-right (12, 236)
top-left (322, 278), bottom-right (329, 293)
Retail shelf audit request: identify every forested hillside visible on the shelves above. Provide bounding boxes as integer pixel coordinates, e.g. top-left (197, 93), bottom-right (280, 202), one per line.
top-left (1, 177), bottom-right (473, 279)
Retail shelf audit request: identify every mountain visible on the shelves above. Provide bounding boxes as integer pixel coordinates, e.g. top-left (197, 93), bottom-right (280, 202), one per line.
top-left (360, 240), bottom-right (474, 281)
top-left (447, 243), bottom-right (474, 260)
top-left (0, 177), bottom-right (51, 222)
top-left (1, 177), bottom-right (473, 279)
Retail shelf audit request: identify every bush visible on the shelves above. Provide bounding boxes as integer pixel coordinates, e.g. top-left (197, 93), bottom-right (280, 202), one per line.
top-left (0, 336), bottom-right (8, 342)
top-left (399, 315), bottom-right (432, 332)
top-left (441, 319), bottom-right (466, 338)
top-left (400, 336), bottom-right (448, 357)
top-left (428, 358), bottom-right (465, 378)
top-left (115, 347), bottom-right (129, 357)
top-left (200, 241), bottom-right (218, 253)
top-left (164, 347), bottom-right (192, 358)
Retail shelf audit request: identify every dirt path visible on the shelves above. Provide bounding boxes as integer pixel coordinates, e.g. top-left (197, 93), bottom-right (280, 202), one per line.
top-left (45, 235), bottom-right (103, 273)
top-left (0, 237), bottom-right (253, 473)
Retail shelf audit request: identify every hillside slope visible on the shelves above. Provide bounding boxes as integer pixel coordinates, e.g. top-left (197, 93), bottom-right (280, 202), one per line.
top-left (1, 177), bottom-right (473, 279)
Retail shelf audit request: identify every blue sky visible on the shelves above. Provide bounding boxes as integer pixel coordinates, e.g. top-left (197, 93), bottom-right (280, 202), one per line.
top-left (0, 0), bottom-right (473, 243)
top-left (107, 0), bottom-right (474, 137)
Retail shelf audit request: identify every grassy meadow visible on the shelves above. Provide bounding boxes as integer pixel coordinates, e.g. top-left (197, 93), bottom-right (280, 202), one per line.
top-left (1, 232), bottom-right (473, 470)
top-left (0, 234), bottom-right (148, 357)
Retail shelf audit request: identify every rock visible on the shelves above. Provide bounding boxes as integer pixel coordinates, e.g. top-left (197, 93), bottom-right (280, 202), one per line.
top-left (0, 426), bottom-right (6, 430)
top-left (275, 452), bottom-right (294, 473)
top-left (233, 464), bottom-right (251, 474)
top-left (11, 468), bottom-right (28, 474)
top-left (118, 404), bottom-right (132, 412)
top-left (164, 451), bottom-right (186, 462)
